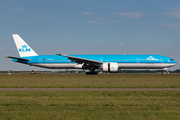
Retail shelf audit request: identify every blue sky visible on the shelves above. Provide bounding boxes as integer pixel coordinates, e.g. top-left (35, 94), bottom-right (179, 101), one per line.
top-left (0, 0), bottom-right (180, 71)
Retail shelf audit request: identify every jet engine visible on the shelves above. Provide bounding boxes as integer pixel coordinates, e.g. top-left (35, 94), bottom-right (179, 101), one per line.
top-left (102, 63), bottom-right (119, 72)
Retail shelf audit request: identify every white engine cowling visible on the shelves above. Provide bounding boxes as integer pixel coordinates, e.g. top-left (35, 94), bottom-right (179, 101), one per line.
top-left (103, 63), bottom-right (119, 72)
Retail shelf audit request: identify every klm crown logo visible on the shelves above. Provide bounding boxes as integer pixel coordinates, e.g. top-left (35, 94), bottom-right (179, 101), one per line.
top-left (22, 45), bottom-right (28, 48)
top-left (147, 56), bottom-right (158, 61)
top-left (19, 44), bottom-right (31, 52)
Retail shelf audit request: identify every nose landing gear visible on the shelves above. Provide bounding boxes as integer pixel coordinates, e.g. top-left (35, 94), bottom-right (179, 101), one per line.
top-left (162, 71), bottom-right (167, 75)
top-left (162, 68), bottom-right (168, 75)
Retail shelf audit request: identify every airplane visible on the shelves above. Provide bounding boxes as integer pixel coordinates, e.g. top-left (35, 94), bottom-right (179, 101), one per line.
top-left (6, 34), bottom-right (177, 75)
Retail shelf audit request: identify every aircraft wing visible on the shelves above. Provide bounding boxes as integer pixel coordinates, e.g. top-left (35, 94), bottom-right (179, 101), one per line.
top-left (57, 54), bottom-right (103, 65)
top-left (5, 56), bottom-right (30, 61)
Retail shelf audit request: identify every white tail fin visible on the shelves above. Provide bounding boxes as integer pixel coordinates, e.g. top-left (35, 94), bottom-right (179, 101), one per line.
top-left (12, 34), bottom-right (38, 57)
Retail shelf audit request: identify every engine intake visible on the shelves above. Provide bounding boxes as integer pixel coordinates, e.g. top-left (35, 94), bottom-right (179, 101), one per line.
top-left (103, 63), bottom-right (118, 72)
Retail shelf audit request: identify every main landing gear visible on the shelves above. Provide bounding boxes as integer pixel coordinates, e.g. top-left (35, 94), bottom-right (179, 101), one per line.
top-left (85, 66), bottom-right (98, 75)
top-left (86, 72), bottom-right (98, 75)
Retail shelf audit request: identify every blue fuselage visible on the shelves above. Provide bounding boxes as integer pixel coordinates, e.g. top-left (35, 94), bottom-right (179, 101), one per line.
top-left (12, 54), bottom-right (177, 70)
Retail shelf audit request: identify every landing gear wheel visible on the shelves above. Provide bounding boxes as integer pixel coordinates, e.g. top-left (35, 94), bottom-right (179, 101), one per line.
top-left (86, 72), bottom-right (98, 75)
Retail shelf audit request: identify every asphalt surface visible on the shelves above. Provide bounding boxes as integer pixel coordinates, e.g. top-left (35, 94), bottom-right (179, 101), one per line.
top-left (0, 88), bottom-right (180, 91)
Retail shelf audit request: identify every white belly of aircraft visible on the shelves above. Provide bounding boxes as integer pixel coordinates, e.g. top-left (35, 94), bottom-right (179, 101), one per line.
top-left (118, 63), bottom-right (176, 69)
top-left (31, 63), bottom-right (176, 69)
top-left (32, 63), bottom-right (77, 69)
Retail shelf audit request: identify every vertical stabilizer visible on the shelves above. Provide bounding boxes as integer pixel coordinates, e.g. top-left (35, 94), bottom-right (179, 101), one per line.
top-left (12, 34), bottom-right (38, 57)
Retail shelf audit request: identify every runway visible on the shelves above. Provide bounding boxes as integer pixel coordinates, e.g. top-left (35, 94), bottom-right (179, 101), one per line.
top-left (0, 88), bottom-right (180, 91)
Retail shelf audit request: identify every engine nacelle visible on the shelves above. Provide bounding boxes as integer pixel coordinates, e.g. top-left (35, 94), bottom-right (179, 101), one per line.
top-left (102, 63), bottom-right (119, 72)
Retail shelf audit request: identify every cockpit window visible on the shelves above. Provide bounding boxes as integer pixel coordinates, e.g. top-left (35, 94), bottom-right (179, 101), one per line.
top-left (170, 59), bottom-right (174, 61)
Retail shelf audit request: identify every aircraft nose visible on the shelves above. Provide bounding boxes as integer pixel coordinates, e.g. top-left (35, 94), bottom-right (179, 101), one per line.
top-left (173, 60), bottom-right (177, 66)
top-left (170, 58), bottom-right (177, 63)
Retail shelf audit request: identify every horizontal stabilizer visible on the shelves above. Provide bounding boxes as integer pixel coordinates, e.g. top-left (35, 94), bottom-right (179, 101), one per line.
top-left (5, 56), bottom-right (30, 61)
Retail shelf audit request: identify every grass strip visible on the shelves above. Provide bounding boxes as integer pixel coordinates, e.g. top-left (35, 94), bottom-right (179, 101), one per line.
top-left (0, 74), bottom-right (180, 88)
top-left (0, 91), bottom-right (180, 120)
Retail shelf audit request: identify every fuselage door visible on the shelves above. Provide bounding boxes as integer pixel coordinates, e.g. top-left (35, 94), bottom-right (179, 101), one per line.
top-left (99, 58), bottom-right (103, 62)
top-left (160, 58), bottom-right (164, 63)
top-left (136, 58), bottom-right (140, 63)
top-left (38, 58), bottom-right (42, 63)
top-left (68, 59), bottom-right (71, 63)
